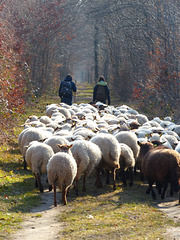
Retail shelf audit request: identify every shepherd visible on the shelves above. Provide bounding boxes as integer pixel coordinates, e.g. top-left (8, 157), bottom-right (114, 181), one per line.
top-left (59, 74), bottom-right (77, 105)
top-left (93, 76), bottom-right (110, 105)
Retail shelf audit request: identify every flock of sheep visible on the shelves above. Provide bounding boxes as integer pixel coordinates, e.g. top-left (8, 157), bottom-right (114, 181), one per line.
top-left (18, 101), bottom-right (180, 206)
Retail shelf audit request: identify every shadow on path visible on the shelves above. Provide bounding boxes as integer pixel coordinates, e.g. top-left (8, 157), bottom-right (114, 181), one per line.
top-left (12, 190), bottom-right (64, 240)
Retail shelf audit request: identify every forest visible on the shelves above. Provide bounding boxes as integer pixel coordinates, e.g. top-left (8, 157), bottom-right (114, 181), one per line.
top-left (0, 0), bottom-right (180, 132)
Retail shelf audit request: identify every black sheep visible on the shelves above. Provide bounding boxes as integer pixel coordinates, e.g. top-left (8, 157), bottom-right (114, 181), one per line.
top-left (138, 142), bottom-right (180, 202)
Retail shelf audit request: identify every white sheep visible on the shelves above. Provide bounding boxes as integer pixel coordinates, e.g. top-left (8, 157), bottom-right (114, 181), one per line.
top-left (39, 115), bottom-right (52, 125)
top-left (24, 121), bottom-right (46, 128)
top-left (172, 125), bottom-right (180, 137)
top-left (45, 104), bottom-right (59, 117)
top-left (25, 141), bottom-right (54, 192)
top-left (118, 143), bottom-right (135, 186)
top-left (18, 128), bottom-right (31, 154)
top-left (175, 142), bottom-right (180, 153)
top-left (44, 136), bottom-right (69, 153)
top-left (25, 115), bottom-right (39, 123)
top-left (115, 131), bottom-right (140, 162)
top-left (136, 114), bottom-right (149, 125)
top-left (57, 107), bottom-right (72, 119)
top-left (73, 128), bottom-right (96, 140)
top-left (115, 131), bottom-right (140, 176)
top-left (70, 140), bottom-right (102, 194)
top-left (20, 127), bottom-right (52, 169)
top-left (47, 149), bottom-right (77, 206)
top-left (161, 134), bottom-right (178, 149)
top-left (90, 133), bottom-right (120, 190)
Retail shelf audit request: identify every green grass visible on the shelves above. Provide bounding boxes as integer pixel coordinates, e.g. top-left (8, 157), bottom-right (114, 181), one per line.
top-left (57, 174), bottom-right (178, 240)
top-left (0, 83), bottom-right (178, 239)
top-left (0, 146), bottom-right (41, 238)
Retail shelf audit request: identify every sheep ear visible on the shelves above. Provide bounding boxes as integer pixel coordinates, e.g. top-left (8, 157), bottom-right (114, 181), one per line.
top-left (68, 144), bottom-right (73, 149)
top-left (57, 144), bottom-right (63, 148)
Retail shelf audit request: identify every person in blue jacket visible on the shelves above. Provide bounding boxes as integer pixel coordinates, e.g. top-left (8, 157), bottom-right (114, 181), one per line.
top-left (59, 75), bottom-right (77, 105)
top-left (93, 76), bottom-right (110, 105)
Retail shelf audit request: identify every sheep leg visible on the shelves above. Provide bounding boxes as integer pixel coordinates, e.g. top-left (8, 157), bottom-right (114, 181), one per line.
top-left (146, 184), bottom-right (156, 200)
top-left (82, 173), bottom-right (87, 192)
top-left (148, 184), bottom-right (156, 200)
top-left (53, 184), bottom-right (57, 207)
top-left (140, 170), bottom-right (144, 181)
top-left (106, 170), bottom-right (110, 184)
top-left (34, 177), bottom-right (38, 188)
top-left (161, 183), bottom-right (168, 199)
top-left (95, 168), bottom-right (102, 188)
top-left (156, 181), bottom-right (162, 194)
top-left (35, 173), bottom-right (43, 193)
top-left (129, 167), bottom-right (134, 187)
top-left (146, 186), bottom-right (151, 194)
top-left (134, 163), bottom-right (138, 175)
top-left (75, 178), bottom-right (79, 195)
top-left (120, 167), bottom-right (127, 187)
top-left (116, 169), bottom-right (120, 180)
top-left (67, 186), bottom-right (70, 196)
top-left (46, 176), bottom-right (52, 191)
top-left (24, 158), bottom-right (27, 170)
top-left (62, 186), bottom-right (67, 205)
top-left (112, 169), bottom-right (116, 190)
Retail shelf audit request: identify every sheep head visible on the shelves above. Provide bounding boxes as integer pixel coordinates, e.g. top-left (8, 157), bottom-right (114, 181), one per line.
top-left (57, 144), bottom-right (73, 153)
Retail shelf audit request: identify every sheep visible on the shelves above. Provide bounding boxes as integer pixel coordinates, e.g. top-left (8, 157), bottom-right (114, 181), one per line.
top-left (90, 133), bottom-right (120, 190)
top-left (47, 147), bottom-right (77, 206)
top-left (44, 136), bottom-right (69, 153)
top-left (25, 115), bottom-right (39, 123)
top-left (56, 107), bottom-right (72, 119)
top-left (18, 127), bottom-right (31, 154)
top-left (24, 121), bottom-right (46, 128)
top-left (136, 114), bottom-right (149, 125)
top-left (172, 125), bottom-right (180, 137)
top-left (50, 111), bottom-right (66, 122)
top-left (45, 104), bottom-right (59, 117)
top-left (73, 128), bottom-right (96, 140)
top-left (160, 134), bottom-right (178, 149)
top-left (118, 143), bottom-right (135, 187)
top-left (175, 142), bottom-right (180, 153)
top-left (20, 127), bottom-right (52, 169)
top-left (39, 115), bottom-right (52, 125)
top-left (115, 131), bottom-right (140, 167)
top-left (138, 142), bottom-right (180, 201)
top-left (25, 141), bottom-right (54, 192)
top-left (70, 140), bottom-right (102, 194)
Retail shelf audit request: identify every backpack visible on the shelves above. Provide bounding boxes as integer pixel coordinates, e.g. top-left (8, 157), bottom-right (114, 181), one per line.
top-left (95, 85), bottom-right (107, 102)
top-left (60, 81), bottom-right (72, 97)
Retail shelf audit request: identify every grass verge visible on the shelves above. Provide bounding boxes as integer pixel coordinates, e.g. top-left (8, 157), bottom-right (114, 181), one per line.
top-left (58, 174), bottom-right (178, 240)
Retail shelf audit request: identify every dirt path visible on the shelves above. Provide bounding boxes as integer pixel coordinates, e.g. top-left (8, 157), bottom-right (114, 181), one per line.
top-left (157, 198), bottom-right (180, 240)
top-left (12, 190), bottom-right (63, 240)
top-left (11, 191), bottom-right (180, 240)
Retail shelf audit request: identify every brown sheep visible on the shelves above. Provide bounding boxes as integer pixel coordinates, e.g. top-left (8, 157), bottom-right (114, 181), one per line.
top-left (138, 142), bottom-right (180, 202)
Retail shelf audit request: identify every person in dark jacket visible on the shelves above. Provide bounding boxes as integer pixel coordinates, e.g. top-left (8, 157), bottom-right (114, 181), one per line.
top-left (59, 74), bottom-right (77, 105)
top-left (93, 76), bottom-right (110, 105)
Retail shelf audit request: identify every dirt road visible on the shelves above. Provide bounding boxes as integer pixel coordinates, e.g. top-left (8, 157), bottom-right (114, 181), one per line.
top-left (12, 190), bottom-right (63, 240)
